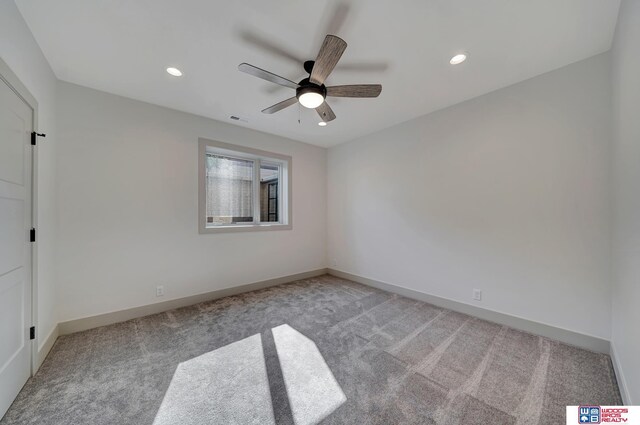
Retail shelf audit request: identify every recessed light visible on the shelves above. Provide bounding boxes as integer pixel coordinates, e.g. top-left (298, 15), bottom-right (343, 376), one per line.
top-left (449, 53), bottom-right (467, 65)
top-left (318, 121), bottom-right (327, 127)
top-left (166, 67), bottom-right (183, 77)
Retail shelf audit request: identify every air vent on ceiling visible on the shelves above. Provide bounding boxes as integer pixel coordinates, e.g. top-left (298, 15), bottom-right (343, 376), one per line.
top-left (230, 115), bottom-right (248, 123)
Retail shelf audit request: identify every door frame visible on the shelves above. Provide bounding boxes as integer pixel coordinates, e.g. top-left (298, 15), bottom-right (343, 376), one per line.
top-left (0, 57), bottom-right (39, 375)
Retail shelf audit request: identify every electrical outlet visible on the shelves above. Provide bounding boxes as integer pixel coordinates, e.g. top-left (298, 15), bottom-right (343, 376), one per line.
top-left (156, 285), bottom-right (164, 297)
top-left (473, 289), bottom-right (482, 301)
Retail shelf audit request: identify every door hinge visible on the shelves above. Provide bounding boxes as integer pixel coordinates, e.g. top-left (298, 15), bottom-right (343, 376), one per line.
top-left (30, 228), bottom-right (36, 242)
top-left (31, 132), bottom-right (46, 146)
top-left (30, 326), bottom-right (35, 340)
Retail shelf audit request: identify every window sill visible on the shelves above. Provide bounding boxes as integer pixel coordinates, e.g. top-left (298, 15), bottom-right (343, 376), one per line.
top-left (199, 223), bottom-right (292, 234)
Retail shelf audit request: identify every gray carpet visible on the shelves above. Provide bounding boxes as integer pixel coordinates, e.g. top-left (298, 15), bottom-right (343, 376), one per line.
top-left (1, 275), bottom-right (621, 424)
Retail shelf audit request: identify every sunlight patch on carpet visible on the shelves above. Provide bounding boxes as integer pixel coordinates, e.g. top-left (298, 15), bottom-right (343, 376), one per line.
top-left (153, 333), bottom-right (275, 425)
top-left (272, 324), bottom-right (347, 425)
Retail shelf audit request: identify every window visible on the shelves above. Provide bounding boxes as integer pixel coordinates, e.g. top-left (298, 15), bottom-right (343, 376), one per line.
top-left (198, 138), bottom-right (291, 233)
top-left (260, 163), bottom-right (280, 222)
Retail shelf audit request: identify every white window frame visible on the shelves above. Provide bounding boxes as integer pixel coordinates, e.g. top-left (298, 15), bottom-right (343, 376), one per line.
top-left (198, 138), bottom-right (292, 233)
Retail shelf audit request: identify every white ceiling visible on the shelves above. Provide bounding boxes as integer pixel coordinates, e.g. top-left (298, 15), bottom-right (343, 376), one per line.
top-left (17, 0), bottom-right (621, 148)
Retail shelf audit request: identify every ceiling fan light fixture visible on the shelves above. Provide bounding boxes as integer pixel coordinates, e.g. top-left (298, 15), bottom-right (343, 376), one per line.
top-left (318, 121), bottom-right (327, 126)
top-left (298, 91), bottom-right (325, 109)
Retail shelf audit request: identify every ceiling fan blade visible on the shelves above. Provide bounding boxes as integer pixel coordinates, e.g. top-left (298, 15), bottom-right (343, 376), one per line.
top-left (316, 101), bottom-right (336, 122)
top-left (326, 84), bottom-right (382, 98)
top-left (239, 31), bottom-right (303, 65)
top-left (324, 2), bottom-right (350, 36)
top-left (238, 63), bottom-right (299, 89)
top-left (335, 62), bottom-right (388, 72)
top-left (309, 35), bottom-right (347, 85)
top-left (262, 97), bottom-right (298, 114)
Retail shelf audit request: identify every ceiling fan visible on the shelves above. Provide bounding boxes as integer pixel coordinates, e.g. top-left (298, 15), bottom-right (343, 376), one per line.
top-left (238, 34), bottom-right (382, 123)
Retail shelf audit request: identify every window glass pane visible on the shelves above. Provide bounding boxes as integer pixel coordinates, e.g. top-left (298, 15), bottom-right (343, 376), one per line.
top-left (260, 163), bottom-right (280, 222)
top-left (206, 154), bottom-right (254, 225)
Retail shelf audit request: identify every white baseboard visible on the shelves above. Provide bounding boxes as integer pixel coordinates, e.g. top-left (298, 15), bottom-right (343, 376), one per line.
top-left (328, 269), bottom-right (610, 354)
top-left (58, 269), bottom-right (328, 335)
top-left (35, 268), bottom-right (623, 393)
top-left (610, 342), bottom-right (632, 405)
top-left (36, 323), bottom-right (59, 372)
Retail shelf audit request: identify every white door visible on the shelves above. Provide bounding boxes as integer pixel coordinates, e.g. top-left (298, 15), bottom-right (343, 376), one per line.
top-left (0, 74), bottom-right (33, 418)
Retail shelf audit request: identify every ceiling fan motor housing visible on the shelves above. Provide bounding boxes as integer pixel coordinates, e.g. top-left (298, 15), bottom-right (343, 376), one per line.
top-left (296, 80), bottom-right (327, 99)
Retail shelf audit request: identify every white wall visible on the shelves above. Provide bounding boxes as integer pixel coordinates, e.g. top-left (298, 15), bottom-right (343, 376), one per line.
top-left (55, 81), bottom-right (327, 322)
top-left (328, 54), bottom-right (612, 339)
top-left (611, 0), bottom-right (640, 405)
top-left (0, 0), bottom-right (58, 356)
